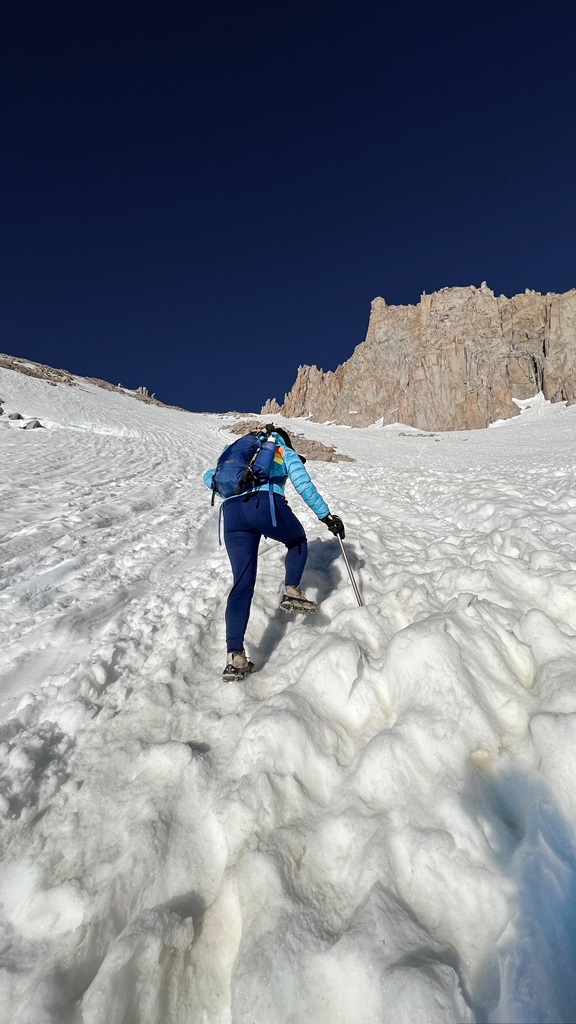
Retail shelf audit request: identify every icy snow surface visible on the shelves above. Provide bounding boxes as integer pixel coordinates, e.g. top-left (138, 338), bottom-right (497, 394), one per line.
top-left (2, 369), bottom-right (576, 1023)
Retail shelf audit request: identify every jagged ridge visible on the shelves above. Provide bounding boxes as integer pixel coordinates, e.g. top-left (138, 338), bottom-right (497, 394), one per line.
top-left (262, 283), bottom-right (576, 430)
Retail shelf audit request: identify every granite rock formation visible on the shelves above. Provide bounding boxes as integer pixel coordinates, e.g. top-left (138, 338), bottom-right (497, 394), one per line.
top-left (262, 284), bottom-right (576, 430)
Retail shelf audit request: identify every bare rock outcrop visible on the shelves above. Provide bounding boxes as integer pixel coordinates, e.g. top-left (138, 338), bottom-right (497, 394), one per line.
top-left (0, 354), bottom-right (187, 412)
top-left (226, 419), bottom-right (353, 462)
top-left (262, 284), bottom-right (576, 430)
top-left (0, 353), bottom-right (76, 386)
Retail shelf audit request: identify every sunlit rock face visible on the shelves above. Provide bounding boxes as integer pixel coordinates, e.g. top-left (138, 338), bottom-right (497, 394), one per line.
top-left (262, 284), bottom-right (576, 430)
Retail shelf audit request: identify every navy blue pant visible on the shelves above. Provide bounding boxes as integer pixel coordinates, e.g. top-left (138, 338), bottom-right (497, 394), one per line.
top-left (223, 492), bottom-right (307, 652)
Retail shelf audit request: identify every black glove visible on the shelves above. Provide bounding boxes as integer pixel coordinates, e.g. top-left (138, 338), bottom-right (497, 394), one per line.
top-left (321, 513), bottom-right (345, 539)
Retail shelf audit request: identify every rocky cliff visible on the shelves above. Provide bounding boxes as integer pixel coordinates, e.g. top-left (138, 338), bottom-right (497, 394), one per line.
top-left (262, 284), bottom-right (576, 430)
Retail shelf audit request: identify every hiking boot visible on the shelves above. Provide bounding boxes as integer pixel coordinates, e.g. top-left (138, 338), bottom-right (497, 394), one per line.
top-left (222, 650), bottom-right (254, 682)
top-left (280, 585), bottom-right (317, 614)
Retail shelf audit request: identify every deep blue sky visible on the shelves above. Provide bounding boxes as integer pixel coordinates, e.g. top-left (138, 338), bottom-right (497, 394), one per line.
top-left (2, 2), bottom-right (575, 412)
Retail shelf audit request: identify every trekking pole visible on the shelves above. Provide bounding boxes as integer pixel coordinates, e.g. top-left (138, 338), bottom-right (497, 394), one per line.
top-left (338, 535), bottom-right (363, 607)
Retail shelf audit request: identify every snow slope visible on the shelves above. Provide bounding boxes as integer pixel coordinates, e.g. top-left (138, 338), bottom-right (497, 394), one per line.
top-left (2, 369), bottom-right (576, 1023)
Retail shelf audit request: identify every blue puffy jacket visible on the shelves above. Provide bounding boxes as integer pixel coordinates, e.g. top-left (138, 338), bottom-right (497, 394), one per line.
top-left (203, 431), bottom-right (329, 520)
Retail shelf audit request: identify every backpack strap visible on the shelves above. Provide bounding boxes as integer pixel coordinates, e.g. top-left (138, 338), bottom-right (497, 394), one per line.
top-left (218, 502), bottom-right (224, 545)
top-left (217, 492), bottom-right (243, 545)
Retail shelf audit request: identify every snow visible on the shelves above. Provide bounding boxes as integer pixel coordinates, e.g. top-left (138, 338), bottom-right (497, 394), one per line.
top-left (2, 365), bottom-right (576, 1022)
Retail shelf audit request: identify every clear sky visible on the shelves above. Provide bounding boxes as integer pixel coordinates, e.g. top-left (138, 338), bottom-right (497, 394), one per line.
top-left (2, 2), bottom-right (575, 413)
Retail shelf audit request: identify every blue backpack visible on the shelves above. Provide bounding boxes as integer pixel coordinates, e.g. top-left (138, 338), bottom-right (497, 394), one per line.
top-left (211, 431), bottom-right (276, 504)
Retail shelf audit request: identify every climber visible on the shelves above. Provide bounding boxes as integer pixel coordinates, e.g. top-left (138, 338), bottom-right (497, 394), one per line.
top-left (203, 426), bottom-right (345, 681)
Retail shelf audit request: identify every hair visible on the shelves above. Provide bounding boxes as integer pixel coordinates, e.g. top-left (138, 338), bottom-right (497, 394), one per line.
top-left (276, 428), bottom-right (306, 463)
top-left (274, 427), bottom-right (293, 449)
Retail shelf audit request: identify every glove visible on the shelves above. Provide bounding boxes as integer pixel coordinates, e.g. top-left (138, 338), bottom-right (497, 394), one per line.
top-left (321, 513), bottom-right (345, 539)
